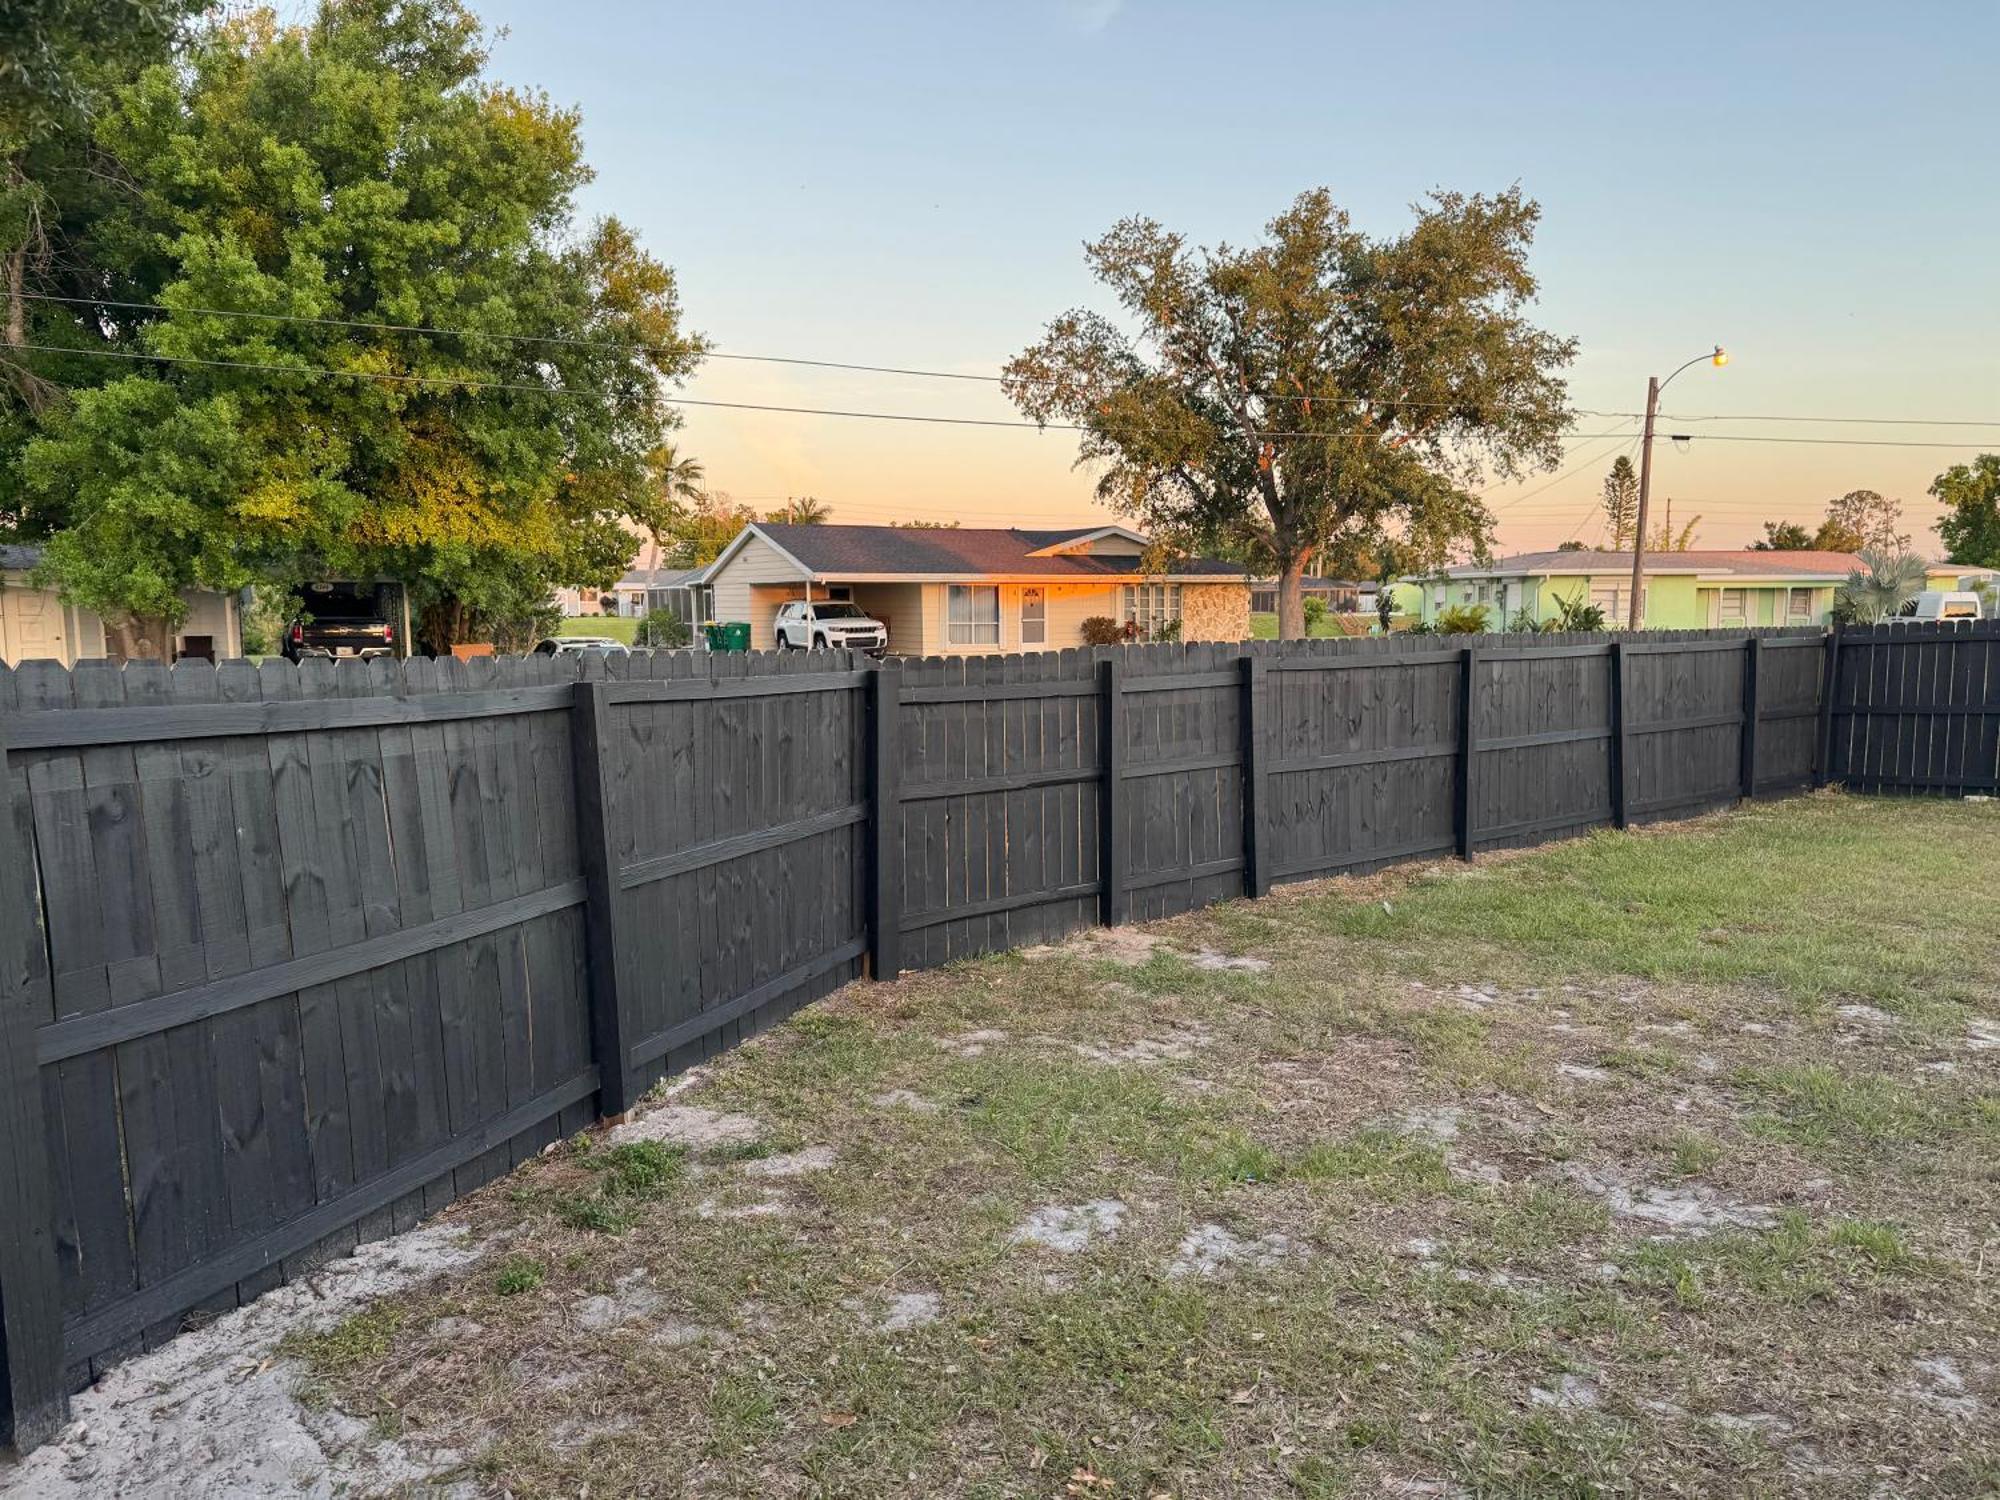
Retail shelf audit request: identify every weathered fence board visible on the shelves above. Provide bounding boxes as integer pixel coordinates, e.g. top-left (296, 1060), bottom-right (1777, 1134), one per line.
top-left (11, 619), bottom-right (1990, 1451)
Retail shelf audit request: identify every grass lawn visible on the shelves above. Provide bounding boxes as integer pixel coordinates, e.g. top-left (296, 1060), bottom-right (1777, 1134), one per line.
top-left (1249, 612), bottom-right (1392, 639)
top-left (291, 792), bottom-right (2000, 1497)
top-left (557, 615), bottom-right (641, 644)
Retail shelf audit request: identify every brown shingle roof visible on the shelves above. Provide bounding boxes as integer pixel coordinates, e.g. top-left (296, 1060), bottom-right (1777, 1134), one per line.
top-left (749, 523), bottom-right (1245, 579)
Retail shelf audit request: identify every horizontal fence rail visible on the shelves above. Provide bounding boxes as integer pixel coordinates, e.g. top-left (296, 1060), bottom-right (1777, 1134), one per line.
top-left (5, 620), bottom-right (1994, 1452)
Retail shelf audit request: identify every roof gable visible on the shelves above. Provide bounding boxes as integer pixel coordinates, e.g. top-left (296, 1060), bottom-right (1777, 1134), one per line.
top-left (705, 522), bottom-right (1244, 581)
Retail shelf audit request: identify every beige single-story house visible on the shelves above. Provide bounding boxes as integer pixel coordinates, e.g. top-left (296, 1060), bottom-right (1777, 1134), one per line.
top-left (698, 523), bottom-right (1250, 653)
top-left (0, 545), bottom-right (243, 666)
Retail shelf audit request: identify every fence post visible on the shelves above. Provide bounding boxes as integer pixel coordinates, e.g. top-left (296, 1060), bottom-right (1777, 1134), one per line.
top-left (1454, 645), bottom-right (1479, 859)
top-left (0, 749), bottom-right (67, 1452)
top-left (1740, 634), bottom-right (1763, 800)
top-left (1099, 655), bottom-right (1127, 927)
top-left (1240, 652), bottom-right (1269, 899)
top-left (1814, 623), bottom-right (1844, 787)
top-left (1609, 640), bottom-right (1629, 829)
top-left (569, 676), bottom-right (639, 1117)
top-left (868, 662), bottom-right (903, 981)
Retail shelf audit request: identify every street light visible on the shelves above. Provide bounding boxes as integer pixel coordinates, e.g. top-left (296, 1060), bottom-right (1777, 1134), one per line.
top-left (1626, 345), bottom-right (1727, 629)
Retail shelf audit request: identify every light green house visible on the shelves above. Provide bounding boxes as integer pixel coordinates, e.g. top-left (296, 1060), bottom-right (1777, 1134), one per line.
top-left (1401, 549), bottom-right (1997, 629)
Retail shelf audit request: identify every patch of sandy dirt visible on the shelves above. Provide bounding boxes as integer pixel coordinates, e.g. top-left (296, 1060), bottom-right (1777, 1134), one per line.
top-left (1560, 1164), bottom-right (1776, 1235)
top-left (611, 1104), bottom-right (763, 1149)
top-left (1528, 1374), bottom-right (1601, 1410)
top-left (0, 1226), bottom-right (486, 1500)
top-left (940, 1028), bottom-right (1008, 1057)
top-left (740, 1146), bottom-right (836, 1178)
top-left (1557, 1062), bottom-right (1614, 1083)
top-left (575, 1270), bottom-right (663, 1331)
top-left (1896, 1355), bottom-right (1984, 1420)
top-left (1023, 926), bottom-right (1270, 973)
top-left (870, 1087), bottom-right (941, 1114)
top-left (1165, 1224), bottom-right (1307, 1279)
top-left (1073, 1025), bottom-right (1213, 1066)
top-left (840, 1291), bottom-right (942, 1333)
top-left (1006, 1200), bottom-right (1127, 1253)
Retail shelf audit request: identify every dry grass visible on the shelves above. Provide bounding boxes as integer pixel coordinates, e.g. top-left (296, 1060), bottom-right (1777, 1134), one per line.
top-left (295, 792), bottom-right (2000, 1498)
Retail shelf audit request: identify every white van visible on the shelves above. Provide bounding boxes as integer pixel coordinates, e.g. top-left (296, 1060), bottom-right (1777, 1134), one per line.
top-left (1894, 591), bottom-right (1985, 622)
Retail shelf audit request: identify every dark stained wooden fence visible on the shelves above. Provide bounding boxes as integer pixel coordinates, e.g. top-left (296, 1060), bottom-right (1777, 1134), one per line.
top-left (1822, 621), bottom-right (2000, 795)
top-left (870, 628), bottom-right (1830, 972)
top-left (7, 622), bottom-right (1987, 1450)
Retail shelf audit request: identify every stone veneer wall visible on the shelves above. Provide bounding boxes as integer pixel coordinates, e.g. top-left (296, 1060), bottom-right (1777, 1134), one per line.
top-left (1180, 582), bottom-right (1251, 642)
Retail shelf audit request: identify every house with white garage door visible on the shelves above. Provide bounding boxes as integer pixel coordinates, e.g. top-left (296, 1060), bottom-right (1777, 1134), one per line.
top-left (0, 544), bottom-right (243, 665)
top-left (697, 522), bottom-right (1251, 653)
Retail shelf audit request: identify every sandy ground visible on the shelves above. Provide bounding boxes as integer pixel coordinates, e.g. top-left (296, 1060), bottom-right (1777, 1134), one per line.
top-left (0, 1226), bottom-right (489, 1499)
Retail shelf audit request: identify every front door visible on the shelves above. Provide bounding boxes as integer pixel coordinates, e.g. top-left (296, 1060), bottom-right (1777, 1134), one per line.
top-left (1, 587), bottom-right (70, 665)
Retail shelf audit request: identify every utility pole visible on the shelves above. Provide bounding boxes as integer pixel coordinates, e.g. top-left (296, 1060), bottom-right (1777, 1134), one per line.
top-left (1627, 346), bottom-right (1727, 631)
top-left (1627, 375), bottom-right (1659, 631)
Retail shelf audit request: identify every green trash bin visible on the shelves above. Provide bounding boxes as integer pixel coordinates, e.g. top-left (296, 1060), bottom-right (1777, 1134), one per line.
top-left (704, 621), bottom-right (752, 653)
top-left (702, 622), bottom-right (728, 652)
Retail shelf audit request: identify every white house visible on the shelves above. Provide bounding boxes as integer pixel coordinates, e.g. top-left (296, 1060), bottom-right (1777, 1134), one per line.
top-left (0, 545), bottom-right (243, 666)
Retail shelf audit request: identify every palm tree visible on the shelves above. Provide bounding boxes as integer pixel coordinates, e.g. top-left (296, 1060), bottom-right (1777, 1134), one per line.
top-left (767, 495), bottom-right (832, 525)
top-left (657, 444), bottom-right (707, 506)
top-left (1834, 548), bottom-right (1927, 623)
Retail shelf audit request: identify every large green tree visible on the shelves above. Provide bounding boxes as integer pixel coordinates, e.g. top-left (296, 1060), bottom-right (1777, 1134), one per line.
top-left (1750, 519), bottom-right (1815, 551)
top-left (16, 0), bottom-right (704, 650)
top-left (3, 0), bottom-right (206, 519)
top-left (1822, 488), bottom-right (1907, 553)
top-left (1001, 188), bottom-right (1575, 638)
top-left (1933, 454), bottom-right (2000, 567)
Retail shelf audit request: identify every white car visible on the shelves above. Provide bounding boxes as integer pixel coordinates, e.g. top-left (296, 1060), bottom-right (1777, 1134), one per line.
top-left (774, 600), bottom-right (888, 654)
top-left (534, 635), bottom-right (631, 655)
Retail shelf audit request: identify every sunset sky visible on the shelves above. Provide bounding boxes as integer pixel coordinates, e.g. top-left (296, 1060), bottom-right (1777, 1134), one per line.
top-left (475, 0), bottom-right (2000, 557)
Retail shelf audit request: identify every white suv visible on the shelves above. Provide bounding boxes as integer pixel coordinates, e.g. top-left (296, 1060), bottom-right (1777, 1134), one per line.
top-left (775, 600), bottom-right (888, 654)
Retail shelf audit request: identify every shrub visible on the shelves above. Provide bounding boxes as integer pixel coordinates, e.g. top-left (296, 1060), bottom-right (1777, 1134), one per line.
top-left (1302, 596), bottom-right (1328, 632)
top-left (1434, 603), bottom-right (1491, 635)
top-left (1549, 593), bottom-right (1607, 632)
top-left (1151, 617), bottom-right (1183, 643)
top-left (1505, 608), bottom-right (1542, 634)
top-left (1080, 616), bottom-right (1124, 646)
top-left (637, 613), bottom-right (691, 648)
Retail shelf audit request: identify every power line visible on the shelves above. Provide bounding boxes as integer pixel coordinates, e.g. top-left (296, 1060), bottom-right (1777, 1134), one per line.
top-left (1661, 410), bottom-right (2000, 429)
top-left (22, 293), bottom-right (2000, 431)
top-left (13, 291), bottom-right (1636, 416)
top-left (15, 340), bottom-right (1995, 450)
top-left (1486, 430), bottom-right (1636, 512)
top-left (4, 341), bottom-right (1646, 443)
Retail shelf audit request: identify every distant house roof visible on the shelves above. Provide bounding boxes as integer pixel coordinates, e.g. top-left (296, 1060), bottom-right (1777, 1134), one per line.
top-left (700, 523), bottom-right (1247, 583)
top-left (618, 565), bottom-right (707, 591)
top-left (1248, 576), bottom-right (1362, 591)
top-left (1427, 549), bottom-right (1932, 582)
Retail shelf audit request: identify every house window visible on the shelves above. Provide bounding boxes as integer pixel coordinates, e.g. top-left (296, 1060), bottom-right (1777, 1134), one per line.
top-left (1120, 583), bottom-right (1181, 637)
top-left (947, 584), bottom-right (1000, 645)
top-left (1786, 587), bottom-right (1815, 621)
top-left (1590, 584), bottom-right (1647, 623)
top-left (1020, 587), bottom-right (1046, 646)
top-left (1718, 588), bottom-right (1748, 625)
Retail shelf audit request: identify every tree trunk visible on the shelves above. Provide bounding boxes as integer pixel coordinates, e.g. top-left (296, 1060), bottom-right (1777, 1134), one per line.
top-left (1276, 552), bottom-right (1310, 640)
top-left (4, 242), bottom-right (23, 350)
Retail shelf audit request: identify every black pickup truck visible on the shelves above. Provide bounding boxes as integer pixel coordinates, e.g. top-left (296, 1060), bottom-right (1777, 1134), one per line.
top-left (282, 581), bottom-right (402, 661)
